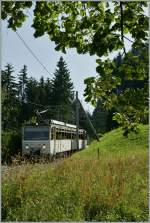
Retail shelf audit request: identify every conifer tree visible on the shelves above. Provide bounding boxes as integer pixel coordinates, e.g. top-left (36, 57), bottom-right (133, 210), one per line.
top-left (2, 63), bottom-right (19, 130)
top-left (38, 76), bottom-right (47, 105)
top-left (45, 77), bottom-right (52, 105)
top-left (18, 65), bottom-right (28, 103)
top-left (2, 63), bottom-right (17, 97)
top-left (51, 57), bottom-right (74, 121)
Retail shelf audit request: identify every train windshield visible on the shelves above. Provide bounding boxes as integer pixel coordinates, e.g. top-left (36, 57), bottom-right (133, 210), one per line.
top-left (24, 126), bottom-right (49, 140)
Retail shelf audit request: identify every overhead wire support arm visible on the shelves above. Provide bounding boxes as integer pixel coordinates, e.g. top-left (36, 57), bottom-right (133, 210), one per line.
top-left (75, 92), bottom-right (80, 150)
top-left (78, 99), bottom-right (100, 142)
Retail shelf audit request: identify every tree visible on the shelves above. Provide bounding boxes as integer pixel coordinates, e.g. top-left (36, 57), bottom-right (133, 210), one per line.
top-left (2, 2), bottom-right (148, 56)
top-left (37, 76), bottom-right (46, 105)
top-left (25, 77), bottom-right (39, 104)
top-left (2, 1), bottom-right (148, 134)
top-left (92, 100), bottom-right (109, 134)
top-left (78, 108), bottom-right (94, 139)
top-left (17, 65), bottom-right (30, 124)
top-left (45, 77), bottom-right (53, 105)
top-left (51, 56), bottom-right (74, 121)
top-left (2, 63), bottom-right (17, 97)
top-left (18, 65), bottom-right (28, 103)
top-left (85, 45), bottom-right (148, 135)
top-left (1, 1), bottom-right (32, 30)
top-left (2, 64), bottom-right (20, 130)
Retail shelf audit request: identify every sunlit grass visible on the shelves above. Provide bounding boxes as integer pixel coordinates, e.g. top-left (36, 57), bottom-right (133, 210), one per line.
top-left (2, 124), bottom-right (148, 221)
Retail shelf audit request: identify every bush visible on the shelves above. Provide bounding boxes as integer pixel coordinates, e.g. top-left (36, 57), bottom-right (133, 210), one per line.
top-left (2, 130), bottom-right (22, 164)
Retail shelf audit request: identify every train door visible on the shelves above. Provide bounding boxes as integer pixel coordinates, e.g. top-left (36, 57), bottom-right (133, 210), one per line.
top-left (55, 128), bottom-right (61, 153)
top-left (50, 126), bottom-right (56, 155)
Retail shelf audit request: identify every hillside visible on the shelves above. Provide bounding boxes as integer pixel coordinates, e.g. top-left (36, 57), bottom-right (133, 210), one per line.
top-left (73, 124), bottom-right (148, 159)
top-left (2, 125), bottom-right (148, 221)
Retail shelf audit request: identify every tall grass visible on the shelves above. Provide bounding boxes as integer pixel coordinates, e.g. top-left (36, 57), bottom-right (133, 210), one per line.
top-left (2, 125), bottom-right (148, 221)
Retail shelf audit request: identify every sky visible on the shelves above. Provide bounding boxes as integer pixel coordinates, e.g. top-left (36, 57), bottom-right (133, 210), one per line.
top-left (2, 2), bottom-right (147, 113)
top-left (2, 7), bottom-right (99, 113)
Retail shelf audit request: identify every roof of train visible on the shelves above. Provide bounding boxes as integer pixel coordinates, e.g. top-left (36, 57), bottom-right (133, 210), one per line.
top-left (24, 120), bottom-right (85, 132)
top-left (50, 119), bottom-right (76, 128)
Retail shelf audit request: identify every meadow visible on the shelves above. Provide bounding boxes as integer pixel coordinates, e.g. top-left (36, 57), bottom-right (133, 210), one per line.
top-left (2, 125), bottom-right (148, 221)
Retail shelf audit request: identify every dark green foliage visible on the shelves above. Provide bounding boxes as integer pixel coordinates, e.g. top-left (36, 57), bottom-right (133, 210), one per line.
top-left (18, 65), bottom-right (28, 103)
top-left (2, 63), bottom-right (18, 96)
top-left (38, 76), bottom-right (47, 105)
top-left (85, 44), bottom-right (148, 135)
top-left (92, 110), bottom-right (108, 134)
top-left (2, 130), bottom-right (21, 164)
top-left (17, 65), bottom-right (29, 124)
top-left (50, 57), bottom-right (74, 122)
top-left (2, 64), bottom-right (20, 130)
top-left (92, 100), bottom-right (118, 134)
top-left (45, 78), bottom-right (53, 104)
top-left (1, 1), bottom-right (32, 31)
top-left (2, 1), bottom-right (148, 60)
top-left (78, 108), bottom-right (93, 140)
top-left (26, 77), bottom-right (39, 104)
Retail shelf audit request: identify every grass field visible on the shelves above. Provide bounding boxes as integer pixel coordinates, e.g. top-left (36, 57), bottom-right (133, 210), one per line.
top-left (2, 125), bottom-right (148, 221)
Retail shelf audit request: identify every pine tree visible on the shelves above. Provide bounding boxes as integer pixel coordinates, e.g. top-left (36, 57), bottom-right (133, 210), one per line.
top-left (18, 65), bottom-right (28, 103)
top-left (38, 76), bottom-right (47, 105)
top-left (25, 77), bottom-right (39, 119)
top-left (45, 77), bottom-right (52, 105)
top-left (51, 56), bottom-right (74, 121)
top-left (2, 63), bottom-right (20, 130)
top-left (92, 100), bottom-right (109, 134)
top-left (2, 63), bottom-right (17, 97)
top-left (26, 77), bottom-right (39, 103)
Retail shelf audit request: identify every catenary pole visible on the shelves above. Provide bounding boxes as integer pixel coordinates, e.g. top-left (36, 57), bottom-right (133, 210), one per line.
top-left (75, 91), bottom-right (80, 150)
top-left (78, 99), bottom-right (100, 142)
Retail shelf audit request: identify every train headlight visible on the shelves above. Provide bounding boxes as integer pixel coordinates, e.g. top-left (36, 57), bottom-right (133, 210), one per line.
top-left (42, 145), bottom-right (46, 149)
top-left (25, 145), bottom-right (29, 149)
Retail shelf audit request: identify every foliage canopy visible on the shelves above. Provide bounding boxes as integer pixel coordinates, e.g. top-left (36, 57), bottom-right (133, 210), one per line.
top-left (2, 1), bottom-right (149, 134)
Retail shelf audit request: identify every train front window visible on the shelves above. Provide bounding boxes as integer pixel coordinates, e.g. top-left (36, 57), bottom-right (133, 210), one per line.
top-left (24, 127), bottom-right (49, 140)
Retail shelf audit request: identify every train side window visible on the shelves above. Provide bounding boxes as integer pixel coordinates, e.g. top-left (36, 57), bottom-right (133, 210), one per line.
top-left (66, 131), bottom-right (68, 139)
top-left (72, 132), bottom-right (76, 139)
top-left (62, 131), bottom-right (65, 139)
top-left (79, 133), bottom-right (84, 140)
top-left (69, 132), bottom-right (71, 139)
top-left (56, 131), bottom-right (62, 139)
top-left (63, 130), bottom-right (66, 139)
top-left (67, 132), bottom-right (72, 139)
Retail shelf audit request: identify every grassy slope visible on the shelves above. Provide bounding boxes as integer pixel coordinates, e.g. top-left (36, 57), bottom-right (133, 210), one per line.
top-left (73, 124), bottom-right (148, 159)
top-left (2, 125), bottom-right (149, 221)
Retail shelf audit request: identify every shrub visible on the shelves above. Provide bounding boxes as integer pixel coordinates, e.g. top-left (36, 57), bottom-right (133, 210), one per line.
top-left (2, 130), bottom-right (22, 164)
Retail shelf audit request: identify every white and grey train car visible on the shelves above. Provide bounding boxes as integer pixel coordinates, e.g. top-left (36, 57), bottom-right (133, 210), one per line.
top-left (22, 120), bottom-right (87, 156)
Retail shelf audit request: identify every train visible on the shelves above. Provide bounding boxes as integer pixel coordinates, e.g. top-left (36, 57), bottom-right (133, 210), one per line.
top-left (22, 119), bottom-right (87, 156)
